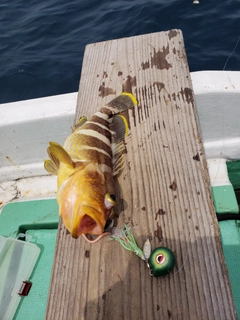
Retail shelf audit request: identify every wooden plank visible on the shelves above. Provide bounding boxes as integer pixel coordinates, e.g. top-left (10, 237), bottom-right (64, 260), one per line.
top-left (46, 30), bottom-right (237, 320)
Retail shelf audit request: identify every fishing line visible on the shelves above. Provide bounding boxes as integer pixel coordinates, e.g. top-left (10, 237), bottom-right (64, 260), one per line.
top-left (173, 209), bottom-right (240, 275)
top-left (222, 36), bottom-right (240, 72)
top-left (211, 36), bottom-right (240, 188)
top-left (170, 224), bottom-right (200, 276)
top-left (171, 249), bottom-right (189, 276)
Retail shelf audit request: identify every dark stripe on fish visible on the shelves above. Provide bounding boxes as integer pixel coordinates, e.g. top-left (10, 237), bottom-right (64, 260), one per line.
top-left (99, 106), bottom-right (114, 116)
top-left (80, 123), bottom-right (111, 141)
top-left (90, 115), bottom-right (109, 127)
top-left (103, 171), bottom-right (115, 193)
top-left (75, 135), bottom-right (112, 157)
top-left (79, 149), bottom-right (112, 168)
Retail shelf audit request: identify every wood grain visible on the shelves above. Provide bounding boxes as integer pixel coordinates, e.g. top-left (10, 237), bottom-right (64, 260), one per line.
top-left (46, 30), bottom-right (237, 320)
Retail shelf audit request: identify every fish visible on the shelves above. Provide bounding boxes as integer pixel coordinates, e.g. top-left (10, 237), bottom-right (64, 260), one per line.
top-left (44, 92), bottom-right (137, 240)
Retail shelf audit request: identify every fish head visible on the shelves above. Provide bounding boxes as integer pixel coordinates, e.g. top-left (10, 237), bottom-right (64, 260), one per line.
top-left (57, 162), bottom-right (115, 239)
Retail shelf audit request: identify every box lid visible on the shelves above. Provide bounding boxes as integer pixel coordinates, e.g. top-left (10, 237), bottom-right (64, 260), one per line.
top-left (0, 234), bottom-right (40, 320)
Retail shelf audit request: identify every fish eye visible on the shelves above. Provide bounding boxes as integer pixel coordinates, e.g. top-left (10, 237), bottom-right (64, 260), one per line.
top-left (104, 193), bottom-right (117, 209)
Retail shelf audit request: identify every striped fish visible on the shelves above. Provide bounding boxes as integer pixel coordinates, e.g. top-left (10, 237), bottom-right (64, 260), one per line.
top-left (44, 93), bottom-right (137, 240)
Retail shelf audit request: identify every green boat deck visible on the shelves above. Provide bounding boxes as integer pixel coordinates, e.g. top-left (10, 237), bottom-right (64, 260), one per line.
top-left (218, 160), bottom-right (240, 318)
top-left (0, 199), bottom-right (59, 320)
top-left (1, 192), bottom-right (240, 319)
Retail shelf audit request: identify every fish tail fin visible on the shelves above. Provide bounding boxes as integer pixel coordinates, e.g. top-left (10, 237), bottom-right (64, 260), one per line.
top-left (99, 92), bottom-right (137, 115)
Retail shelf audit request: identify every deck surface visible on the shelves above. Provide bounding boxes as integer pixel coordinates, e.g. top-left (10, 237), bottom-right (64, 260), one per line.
top-left (46, 30), bottom-right (237, 320)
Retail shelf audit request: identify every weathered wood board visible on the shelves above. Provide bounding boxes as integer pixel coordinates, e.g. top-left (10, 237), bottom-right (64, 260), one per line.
top-left (46, 30), bottom-right (237, 320)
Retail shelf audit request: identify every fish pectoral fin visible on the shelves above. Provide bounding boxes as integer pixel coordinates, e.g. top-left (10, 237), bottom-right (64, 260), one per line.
top-left (48, 142), bottom-right (74, 167)
top-left (110, 115), bottom-right (128, 176)
top-left (47, 146), bottom-right (60, 169)
top-left (112, 141), bottom-right (125, 176)
top-left (44, 159), bottom-right (58, 175)
top-left (71, 116), bottom-right (87, 132)
top-left (110, 115), bottom-right (128, 143)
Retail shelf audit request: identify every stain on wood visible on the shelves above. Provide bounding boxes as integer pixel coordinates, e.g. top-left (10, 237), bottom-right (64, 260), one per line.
top-left (154, 223), bottom-right (163, 242)
top-left (85, 250), bottom-right (90, 258)
top-left (141, 60), bottom-right (150, 70)
top-left (153, 81), bottom-right (165, 93)
top-left (47, 30), bottom-right (237, 320)
top-left (179, 87), bottom-right (194, 105)
top-left (103, 71), bottom-right (108, 78)
top-left (122, 75), bottom-right (137, 93)
top-left (98, 83), bottom-right (116, 97)
top-left (169, 180), bottom-right (177, 191)
top-left (141, 46), bottom-right (172, 71)
top-left (193, 152), bottom-right (201, 161)
top-left (167, 309), bottom-right (172, 318)
top-left (168, 30), bottom-right (178, 40)
top-left (155, 209), bottom-right (166, 220)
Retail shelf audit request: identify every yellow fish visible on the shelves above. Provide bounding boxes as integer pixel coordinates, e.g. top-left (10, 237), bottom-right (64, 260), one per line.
top-left (44, 93), bottom-right (137, 240)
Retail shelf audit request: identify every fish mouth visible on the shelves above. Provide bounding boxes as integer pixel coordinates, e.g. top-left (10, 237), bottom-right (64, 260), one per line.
top-left (71, 214), bottom-right (103, 239)
top-left (71, 205), bottom-right (106, 239)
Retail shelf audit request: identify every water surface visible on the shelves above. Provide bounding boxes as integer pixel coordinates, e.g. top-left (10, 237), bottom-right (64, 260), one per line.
top-left (0, 0), bottom-right (239, 103)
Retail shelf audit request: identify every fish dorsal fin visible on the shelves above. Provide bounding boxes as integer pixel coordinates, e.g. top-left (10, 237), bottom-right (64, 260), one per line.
top-left (48, 142), bottom-right (74, 167)
top-left (44, 159), bottom-right (58, 175)
top-left (110, 115), bottom-right (128, 143)
top-left (72, 116), bottom-right (87, 132)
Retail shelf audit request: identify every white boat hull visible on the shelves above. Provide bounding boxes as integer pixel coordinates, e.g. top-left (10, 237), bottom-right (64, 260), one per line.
top-left (0, 71), bottom-right (240, 207)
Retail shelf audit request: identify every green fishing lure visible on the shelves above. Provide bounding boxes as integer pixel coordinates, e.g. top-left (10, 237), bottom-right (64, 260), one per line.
top-left (148, 247), bottom-right (176, 277)
top-left (110, 224), bottom-right (176, 277)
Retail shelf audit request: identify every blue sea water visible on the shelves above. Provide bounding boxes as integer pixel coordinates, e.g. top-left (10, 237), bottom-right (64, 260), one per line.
top-left (0, 0), bottom-right (240, 103)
